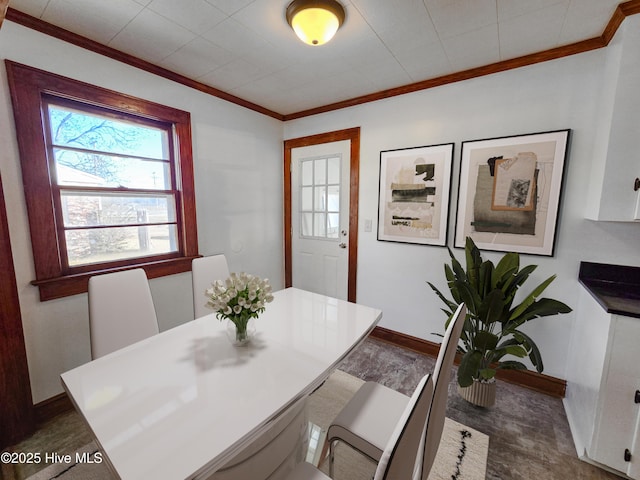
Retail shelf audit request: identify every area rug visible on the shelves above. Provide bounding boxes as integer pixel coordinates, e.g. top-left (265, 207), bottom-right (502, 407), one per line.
top-left (26, 370), bottom-right (488, 480)
top-left (311, 370), bottom-right (488, 480)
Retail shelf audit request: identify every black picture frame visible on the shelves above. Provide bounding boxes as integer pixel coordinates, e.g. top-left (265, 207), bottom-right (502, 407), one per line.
top-left (377, 143), bottom-right (454, 246)
top-left (455, 129), bottom-right (571, 256)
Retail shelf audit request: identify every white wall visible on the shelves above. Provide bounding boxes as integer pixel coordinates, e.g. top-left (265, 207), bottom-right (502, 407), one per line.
top-left (284, 38), bottom-right (640, 380)
top-left (3, 16), bottom-right (640, 403)
top-left (0, 22), bottom-right (284, 402)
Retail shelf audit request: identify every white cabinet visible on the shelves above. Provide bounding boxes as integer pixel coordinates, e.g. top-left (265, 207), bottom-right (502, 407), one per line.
top-left (586, 15), bottom-right (640, 222)
top-left (590, 314), bottom-right (640, 475)
top-left (635, 181), bottom-right (640, 220)
top-left (564, 287), bottom-right (640, 477)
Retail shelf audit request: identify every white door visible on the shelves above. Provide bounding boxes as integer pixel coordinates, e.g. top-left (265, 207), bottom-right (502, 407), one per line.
top-left (291, 140), bottom-right (350, 300)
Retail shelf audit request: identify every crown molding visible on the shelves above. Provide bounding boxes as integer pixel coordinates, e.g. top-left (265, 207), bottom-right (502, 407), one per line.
top-left (4, 8), bottom-right (284, 121)
top-left (4, 1), bottom-right (640, 121)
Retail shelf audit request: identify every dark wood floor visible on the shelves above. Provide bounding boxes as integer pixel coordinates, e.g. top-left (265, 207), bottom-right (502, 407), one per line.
top-left (1, 337), bottom-right (625, 480)
top-left (339, 338), bottom-right (624, 480)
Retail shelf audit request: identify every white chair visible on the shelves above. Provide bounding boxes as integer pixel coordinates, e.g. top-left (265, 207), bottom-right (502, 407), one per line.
top-left (326, 303), bottom-right (467, 478)
top-left (88, 268), bottom-right (159, 359)
top-left (285, 373), bottom-right (434, 480)
top-left (192, 254), bottom-right (230, 319)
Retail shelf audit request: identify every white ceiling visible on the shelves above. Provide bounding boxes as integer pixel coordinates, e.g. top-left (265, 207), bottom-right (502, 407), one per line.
top-left (8, 0), bottom-right (623, 116)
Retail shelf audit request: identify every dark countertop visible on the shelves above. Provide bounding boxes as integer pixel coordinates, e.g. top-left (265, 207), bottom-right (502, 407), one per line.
top-left (579, 262), bottom-right (640, 319)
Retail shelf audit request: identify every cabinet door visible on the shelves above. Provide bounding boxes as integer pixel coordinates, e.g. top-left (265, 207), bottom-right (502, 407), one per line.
top-left (565, 288), bottom-right (612, 455)
top-left (630, 412), bottom-right (640, 479)
top-left (586, 15), bottom-right (640, 221)
top-left (591, 315), bottom-right (640, 476)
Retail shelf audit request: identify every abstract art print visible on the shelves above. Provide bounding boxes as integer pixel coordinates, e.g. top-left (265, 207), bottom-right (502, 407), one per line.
top-left (455, 130), bottom-right (570, 256)
top-left (378, 143), bottom-right (454, 246)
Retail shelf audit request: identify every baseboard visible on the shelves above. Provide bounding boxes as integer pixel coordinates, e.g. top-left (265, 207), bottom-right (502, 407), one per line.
top-left (370, 326), bottom-right (567, 398)
top-left (34, 392), bottom-right (73, 425)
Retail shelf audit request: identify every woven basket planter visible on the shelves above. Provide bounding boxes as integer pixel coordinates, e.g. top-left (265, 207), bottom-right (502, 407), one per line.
top-left (457, 379), bottom-right (496, 408)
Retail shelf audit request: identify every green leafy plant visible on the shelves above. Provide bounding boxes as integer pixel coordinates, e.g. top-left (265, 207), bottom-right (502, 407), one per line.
top-left (428, 237), bottom-right (572, 388)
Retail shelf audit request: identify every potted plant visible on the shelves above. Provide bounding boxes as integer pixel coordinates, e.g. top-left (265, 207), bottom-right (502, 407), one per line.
top-left (428, 237), bottom-right (572, 407)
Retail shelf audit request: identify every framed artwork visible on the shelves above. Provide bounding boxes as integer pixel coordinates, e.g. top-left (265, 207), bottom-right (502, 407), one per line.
top-left (377, 143), bottom-right (454, 246)
top-left (454, 129), bottom-right (570, 256)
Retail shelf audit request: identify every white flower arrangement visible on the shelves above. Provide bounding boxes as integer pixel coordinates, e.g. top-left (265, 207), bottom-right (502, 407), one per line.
top-left (205, 272), bottom-right (274, 336)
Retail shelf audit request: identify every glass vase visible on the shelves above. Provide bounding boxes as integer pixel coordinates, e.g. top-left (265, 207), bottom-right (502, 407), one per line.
top-left (225, 317), bottom-right (255, 347)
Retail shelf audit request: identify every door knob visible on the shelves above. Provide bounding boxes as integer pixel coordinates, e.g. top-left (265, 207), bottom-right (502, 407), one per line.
top-left (635, 178), bottom-right (640, 192)
top-left (338, 242), bottom-right (347, 249)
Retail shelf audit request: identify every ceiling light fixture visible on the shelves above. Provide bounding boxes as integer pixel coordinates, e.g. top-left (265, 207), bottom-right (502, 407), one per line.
top-left (286, 0), bottom-right (346, 46)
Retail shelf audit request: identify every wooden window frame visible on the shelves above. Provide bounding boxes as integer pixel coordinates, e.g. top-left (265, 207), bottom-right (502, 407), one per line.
top-left (5, 61), bottom-right (199, 301)
top-left (42, 95), bottom-right (183, 273)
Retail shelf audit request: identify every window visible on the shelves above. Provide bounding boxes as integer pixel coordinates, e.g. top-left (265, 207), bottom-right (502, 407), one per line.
top-left (45, 98), bottom-right (180, 267)
top-left (6, 61), bottom-right (199, 301)
top-left (299, 156), bottom-right (341, 239)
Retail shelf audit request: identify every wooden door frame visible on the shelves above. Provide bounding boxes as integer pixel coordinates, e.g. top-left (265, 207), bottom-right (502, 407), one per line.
top-left (0, 174), bottom-right (35, 448)
top-left (284, 127), bottom-right (360, 302)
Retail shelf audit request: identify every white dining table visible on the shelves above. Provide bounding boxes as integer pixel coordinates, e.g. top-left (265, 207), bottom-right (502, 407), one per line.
top-left (61, 287), bottom-right (381, 480)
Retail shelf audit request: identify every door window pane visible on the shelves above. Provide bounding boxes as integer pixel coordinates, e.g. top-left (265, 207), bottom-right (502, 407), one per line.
top-left (314, 213), bottom-right (326, 237)
top-left (327, 185), bottom-right (340, 212)
top-left (298, 155), bottom-right (342, 239)
top-left (301, 213), bottom-right (313, 237)
top-left (301, 187), bottom-right (313, 211)
top-left (314, 186), bottom-right (326, 211)
top-left (327, 213), bottom-right (340, 238)
top-left (301, 160), bottom-right (313, 186)
top-left (314, 158), bottom-right (326, 184)
top-left (328, 157), bottom-right (340, 184)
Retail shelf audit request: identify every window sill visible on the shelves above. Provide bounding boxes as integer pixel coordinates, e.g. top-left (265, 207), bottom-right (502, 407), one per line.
top-left (31, 256), bottom-right (201, 301)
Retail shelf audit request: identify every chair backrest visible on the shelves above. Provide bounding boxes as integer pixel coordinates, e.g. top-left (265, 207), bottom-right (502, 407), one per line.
top-left (192, 254), bottom-right (230, 319)
top-left (373, 374), bottom-right (434, 480)
top-left (88, 269), bottom-right (159, 359)
top-left (420, 302), bottom-right (467, 478)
